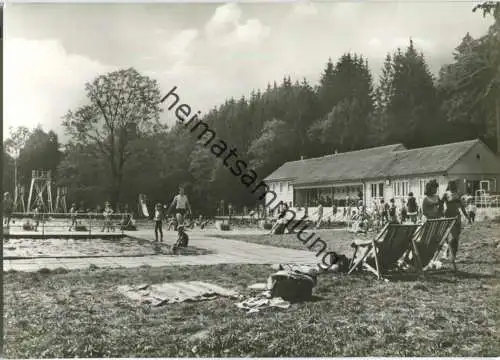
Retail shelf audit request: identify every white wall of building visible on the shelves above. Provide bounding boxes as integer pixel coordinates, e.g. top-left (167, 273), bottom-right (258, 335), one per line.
top-left (267, 175), bottom-right (453, 216)
top-left (265, 180), bottom-right (294, 209)
top-left (365, 175), bottom-right (448, 210)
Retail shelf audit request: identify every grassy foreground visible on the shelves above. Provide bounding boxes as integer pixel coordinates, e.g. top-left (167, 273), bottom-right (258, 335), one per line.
top-left (4, 222), bottom-right (500, 357)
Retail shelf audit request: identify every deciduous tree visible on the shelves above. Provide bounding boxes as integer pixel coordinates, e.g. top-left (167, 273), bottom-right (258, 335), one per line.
top-left (62, 68), bottom-right (164, 205)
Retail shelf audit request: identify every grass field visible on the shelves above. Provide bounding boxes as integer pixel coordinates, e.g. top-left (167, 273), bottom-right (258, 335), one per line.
top-left (213, 227), bottom-right (358, 255)
top-left (4, 221), bottom-right (500, 357)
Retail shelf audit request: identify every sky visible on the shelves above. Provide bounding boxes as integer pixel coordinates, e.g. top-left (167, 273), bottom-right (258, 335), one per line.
top-left (4, 1), bottom-right (494, 142)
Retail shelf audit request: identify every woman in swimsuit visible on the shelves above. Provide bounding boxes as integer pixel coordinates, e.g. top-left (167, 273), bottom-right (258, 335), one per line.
top-left (442, 180), bottom-right (469, 271)
top-left (421, 180), bottom-right (442, 220)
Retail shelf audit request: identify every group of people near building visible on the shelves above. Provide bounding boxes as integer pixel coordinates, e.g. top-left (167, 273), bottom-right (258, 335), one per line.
top-left (367, 179), bottom-right (475, 270)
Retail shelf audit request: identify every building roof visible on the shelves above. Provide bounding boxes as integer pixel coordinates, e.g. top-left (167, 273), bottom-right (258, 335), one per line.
top-left (264, 143), bottom-right (405, 183)
top-left (265, 139), bottom-right (483, 186)
top-left (370, 139), bottom-right (479, 179)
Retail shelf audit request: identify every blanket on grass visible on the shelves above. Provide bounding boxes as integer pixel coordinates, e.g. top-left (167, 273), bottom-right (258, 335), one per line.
top-left (118, 281), bottom-right (240, 306)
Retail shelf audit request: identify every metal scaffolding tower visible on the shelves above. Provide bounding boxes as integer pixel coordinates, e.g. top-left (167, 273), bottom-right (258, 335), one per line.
top-left (54, 186), bottom-right (68, 213)
top-left (13, 184), bottom-right (26, 213)
top-left (27, 170), bottom-right (53, 213)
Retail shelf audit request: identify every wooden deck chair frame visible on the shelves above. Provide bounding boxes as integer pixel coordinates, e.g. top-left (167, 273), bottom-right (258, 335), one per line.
top-left (348, 223), bottom-right (419, 280)
top-left (406, 217), bottom-right (457, 275)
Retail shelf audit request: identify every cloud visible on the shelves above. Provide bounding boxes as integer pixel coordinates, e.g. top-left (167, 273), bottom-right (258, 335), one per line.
top-left (164, 29), bottom-right (199, 59)
top-left (368, 37), bottom-right (382, 48)
top-left (205, 3), bottom-right (270, 47)
top-left (290, 2), bottom-right (318, 17)
top-left (4, 38), bottom-right (111, 138)
top-left (224, 18), bottom-right (270, 46)
top-left (331, 3), bottom-right (363, 20)
top-left (205, 3), bottom-right (241, 36)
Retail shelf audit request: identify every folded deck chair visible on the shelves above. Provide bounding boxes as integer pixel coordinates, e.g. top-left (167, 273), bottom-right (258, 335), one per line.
top-left (348, 223), bottom-right (419, 279)
top-left (405, 217), bottom-right (457, 273)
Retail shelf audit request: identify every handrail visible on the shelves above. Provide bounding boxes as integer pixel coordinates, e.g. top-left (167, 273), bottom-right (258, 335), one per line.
top-left (7, 212), bottom-right (129, 236)
top-left (11, 211), bottom-right (132, 217)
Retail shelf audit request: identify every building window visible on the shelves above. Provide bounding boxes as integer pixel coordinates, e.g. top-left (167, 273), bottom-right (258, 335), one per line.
top-left (379, 183), bottom-right (384, 197)
top-left (371, 183), bottom-right (384, 198)
top-left (288, 182), bottom-right (292, 191)
top-left (419, 179), bottom-right (429, 197)
top-left (279, 182), bottom-right (283, 192)
top-left (393, 180), bottom-right (409, 197)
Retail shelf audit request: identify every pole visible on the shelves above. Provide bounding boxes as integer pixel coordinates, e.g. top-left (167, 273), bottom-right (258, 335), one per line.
top-left (496, 99), bottom-right (500, 155)
top-left (14, 156), bottom-right (17, 198)
top-left (13, 156), bottom-right (17, 212)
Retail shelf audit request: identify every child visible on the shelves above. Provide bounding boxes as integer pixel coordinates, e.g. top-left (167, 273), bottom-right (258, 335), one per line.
top-left (167, 215), bottom-right (178, 231)
top-left (389, 198), bottom-right (398, 224)
top-left (68, 203), bottom-right (77, 231)
top-left (400, 200), bottom-right (408, 223)
top-left (172, 225), bottom-right (189, 253)
top-left (154, 203), bottom-right (164, 242)
top-left (33, 206), bottom-right (40, 231)
top-left (198, 215), bottom-right (209, 229)
top-left (101, 202), bottom-right (114, 232)
top-left (467, 201), bottom-right (476, 224)
top-left (407, 192), bottom-right (418, 224)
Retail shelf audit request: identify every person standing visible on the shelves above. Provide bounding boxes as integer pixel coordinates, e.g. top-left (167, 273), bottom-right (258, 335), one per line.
top-left (167, 187), bottom-right (192, 226)
top-left (442, 180), bottom-right (469, 271)
top-left (400, 200), bottom-right (408, 223)
top-left (3, 192), bottom-right (14, 228)
top-left (101, 202), bottom-right (114, 232)
top-left (407, 192), bottom-right (418, 223)
top-left (467, 200), bottom-right (476, 224)
top-left (68, 203), bottom-right (78, 231)
top-left (316, 203), bottom-right (323, 229)
top-left (422, 180), bottom-right (442, 220)
top-left (380, 199), bottom-right (389, 224)
top-left (33, 206), bottom-right (40, 231)
top-left (388, 198), bottom-right (399, 224)
top-left (153, 203), bottom-right (164, 242)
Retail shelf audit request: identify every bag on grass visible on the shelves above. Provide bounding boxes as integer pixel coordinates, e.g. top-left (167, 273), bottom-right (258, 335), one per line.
top-left (267, 270), bottom-right (316, 302)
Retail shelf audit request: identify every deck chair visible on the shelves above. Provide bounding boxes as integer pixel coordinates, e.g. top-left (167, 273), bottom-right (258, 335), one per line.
top-left (348, 223), bottom-right (419, 279)
top-left (405, 217), bottom-right (457, 273)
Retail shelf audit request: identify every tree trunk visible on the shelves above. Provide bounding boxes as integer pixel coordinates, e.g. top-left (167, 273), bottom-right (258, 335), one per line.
top-left (110, 167), bottom-right (125, 210)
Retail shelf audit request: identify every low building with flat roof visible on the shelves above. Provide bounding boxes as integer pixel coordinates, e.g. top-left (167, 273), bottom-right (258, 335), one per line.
top-left (264, 139), bottom-right (500, 213)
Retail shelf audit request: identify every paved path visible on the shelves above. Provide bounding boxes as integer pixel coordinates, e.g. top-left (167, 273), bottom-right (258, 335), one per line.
top-left (3, 229), bottom-right (317, 272)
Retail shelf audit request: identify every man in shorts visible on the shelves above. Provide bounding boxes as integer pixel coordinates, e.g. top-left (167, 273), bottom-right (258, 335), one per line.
top-left (167, 187), bottom-right (192, 226)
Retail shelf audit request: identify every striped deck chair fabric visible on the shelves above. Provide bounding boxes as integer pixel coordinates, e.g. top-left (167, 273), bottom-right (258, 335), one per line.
top-left (348, 223), bottom-right (419, 279)
top-left (407, 217), bottom-right (457, 271)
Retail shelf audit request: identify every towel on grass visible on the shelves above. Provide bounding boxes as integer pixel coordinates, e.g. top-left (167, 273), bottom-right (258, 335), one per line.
top-left (236, 293), bottom-right (291, 314)
top-left (118, 281), bottom-right (240, 306)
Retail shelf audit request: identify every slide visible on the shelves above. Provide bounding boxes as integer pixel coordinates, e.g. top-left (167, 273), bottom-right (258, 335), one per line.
top-left (141, 202), bottom-right (149, 218)
top-left (138, 194), bottom-right (150, 218)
